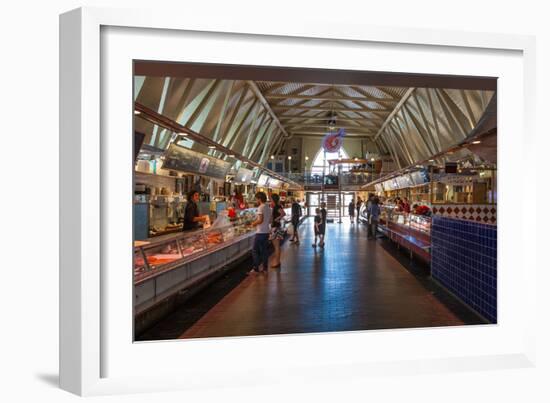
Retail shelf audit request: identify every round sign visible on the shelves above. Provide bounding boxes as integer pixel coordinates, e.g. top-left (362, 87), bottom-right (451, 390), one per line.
top-left (322, 128), bottom-right (346, 153)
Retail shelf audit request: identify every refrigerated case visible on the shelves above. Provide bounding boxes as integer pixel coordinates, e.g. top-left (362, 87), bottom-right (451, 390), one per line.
top-left (134, 208), bottom-right (257, 283)
top-left (359, 203), bottom-right (431, 262)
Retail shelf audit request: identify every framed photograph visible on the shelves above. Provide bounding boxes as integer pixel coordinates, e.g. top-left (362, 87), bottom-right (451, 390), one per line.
top-left (60, 7), bottom-right (537, 396)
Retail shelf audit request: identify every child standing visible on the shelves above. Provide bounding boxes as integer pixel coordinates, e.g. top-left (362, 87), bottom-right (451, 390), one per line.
top-left (319, 202), bottom-right (327, 248)
top-left (312, 208), bottom-right (322, 247)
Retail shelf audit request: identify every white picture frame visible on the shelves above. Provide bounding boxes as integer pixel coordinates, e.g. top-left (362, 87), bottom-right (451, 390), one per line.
top-left (60, 7), bottom-right (537, 396)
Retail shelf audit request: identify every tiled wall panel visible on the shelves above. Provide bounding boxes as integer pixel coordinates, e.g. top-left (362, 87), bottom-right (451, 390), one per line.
top-left (431, 204), bottom-right (497, 224)
top-left (431, 216), bottom-right (497, 323)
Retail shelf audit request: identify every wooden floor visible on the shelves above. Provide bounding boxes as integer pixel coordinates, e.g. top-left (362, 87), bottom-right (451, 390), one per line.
top-left (178, 218), bottom-right (473, 339)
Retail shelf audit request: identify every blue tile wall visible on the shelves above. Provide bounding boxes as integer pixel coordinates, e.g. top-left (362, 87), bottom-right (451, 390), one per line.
top-left (431, 216), bottom-right (497, 323)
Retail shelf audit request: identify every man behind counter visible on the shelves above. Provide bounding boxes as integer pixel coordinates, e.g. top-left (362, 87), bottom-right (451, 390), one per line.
top-left (183, 190), bottom-right (208, 231)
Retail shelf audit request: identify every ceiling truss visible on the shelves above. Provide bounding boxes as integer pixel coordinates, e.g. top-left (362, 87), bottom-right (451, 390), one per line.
top-left (134, 75), bottom-right (495, 171)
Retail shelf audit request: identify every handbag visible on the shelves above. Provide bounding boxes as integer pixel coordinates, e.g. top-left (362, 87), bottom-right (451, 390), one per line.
top-left (287, 223), bottom-right (295, 236)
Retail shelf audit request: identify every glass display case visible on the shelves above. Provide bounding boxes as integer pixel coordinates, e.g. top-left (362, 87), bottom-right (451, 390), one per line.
top-left (406, 213), bottom-right (431, 234)
top-left (357, 202), bottom-right (431, 262)
top-left (142, 238), bottom-right (183, 271)
top-left (134, 208), bottom-right (257, 281)
top-left (363, 203), bottom-right (431, 235)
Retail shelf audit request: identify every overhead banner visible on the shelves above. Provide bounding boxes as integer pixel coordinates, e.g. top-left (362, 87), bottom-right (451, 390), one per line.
top-left (257, 174), bottom-right (269, 187)
top-left (322, 128), bottom-right (346, 153)
top-left (161, 143), bottom-right (231, 180)
top-left (410, 169), bottom-right (430, 185)
top-left (234, 167), bottom-right (254, 184)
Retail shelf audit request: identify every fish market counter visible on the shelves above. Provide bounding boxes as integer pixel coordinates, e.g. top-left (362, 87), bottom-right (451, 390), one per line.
top-left (133, 208), bottom-right (257, 330)
top-left (359, 204), bottom-right (431, 262)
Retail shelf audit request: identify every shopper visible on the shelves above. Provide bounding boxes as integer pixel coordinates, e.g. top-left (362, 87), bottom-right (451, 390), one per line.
top-left (290, 198), bottom-right (302, 244)
top-left (312, 208), bottom-right (322, 247)
top-left (396, 198), bottom-right (404, 212)
top-left (368, 196), bottom-right (381, 240)
top-left (270, 194), bottom-right (286, 268)
top-left (348, 199), bottom-right (356, 223)
top-left (412, 204), bottom-right (431, 217)
top-left (356, 196), bottom-right (362, 222)
top-left (319, 201), bottom-right (327, 248)
top-left (183, 190), bottom-right (208, 231)
top-left (365, 194), bottom-right (374, 236)
top-left (249, 191), bottom-right (272, 274)
top-left (403, 197), bottom-right (411, 214)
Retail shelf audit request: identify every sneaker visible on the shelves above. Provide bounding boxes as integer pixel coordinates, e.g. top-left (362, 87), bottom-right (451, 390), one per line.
top-left (248, 268), bottom-right (259, 275)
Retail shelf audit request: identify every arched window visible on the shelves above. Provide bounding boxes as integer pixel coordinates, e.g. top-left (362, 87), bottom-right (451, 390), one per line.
top-left (310, 147), bottom-right (349, 175)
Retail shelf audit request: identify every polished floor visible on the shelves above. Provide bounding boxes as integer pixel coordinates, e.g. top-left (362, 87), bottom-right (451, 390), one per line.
top-left (162, 218), bottom-right (484, 340)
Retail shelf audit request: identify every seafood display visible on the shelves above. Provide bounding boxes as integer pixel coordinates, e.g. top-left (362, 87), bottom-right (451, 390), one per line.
top-left (134, 208), bottom-right (257, 280)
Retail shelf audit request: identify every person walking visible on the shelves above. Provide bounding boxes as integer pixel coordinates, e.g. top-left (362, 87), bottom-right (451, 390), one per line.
top-left (249, 191), bottom-right (271, 274)
top-left (368, 196), bottom-right (381, 240)
top-left (356, 196), bottom-right (363, 222)
top-left (348, 199), bottom-right (356, 223)
top-left (319, 201), bottom-right (327, 248)
top-left (312, 208), bottom-right (322, 247)
top-left (270, 194), bottom-right (286, 268)
top-left (366, 193), bottom-right (374, 236)
top-left (290, 198), bottom-right (302, 244)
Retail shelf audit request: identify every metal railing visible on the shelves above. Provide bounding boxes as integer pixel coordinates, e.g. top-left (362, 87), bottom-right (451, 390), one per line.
top-left (275, 171), bottom-right (384, 187)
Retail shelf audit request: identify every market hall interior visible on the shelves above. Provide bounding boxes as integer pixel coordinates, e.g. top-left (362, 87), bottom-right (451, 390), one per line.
top-left (132, 61), bottom-right (497, 340)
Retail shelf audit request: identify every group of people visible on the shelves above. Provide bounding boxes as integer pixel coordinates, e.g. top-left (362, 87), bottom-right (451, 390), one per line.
top-left (347, 194), bottom-right (382, 239)
top-left (391, 196), bottom-right (431, 216)
top-left (347, 196), bottom-right (364, 223)
top-left (249, 192), bottom-right (303, 274)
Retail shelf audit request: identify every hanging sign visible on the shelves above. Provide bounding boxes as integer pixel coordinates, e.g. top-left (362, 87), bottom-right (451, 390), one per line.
top-left (322, 128), bottom-right (346, 153)
top-left (161, 143), bottom-right (231, 180)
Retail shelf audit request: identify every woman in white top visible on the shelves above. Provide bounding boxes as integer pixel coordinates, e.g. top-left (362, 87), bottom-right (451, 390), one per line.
top-left (249, 191), bottom-right (271, 274)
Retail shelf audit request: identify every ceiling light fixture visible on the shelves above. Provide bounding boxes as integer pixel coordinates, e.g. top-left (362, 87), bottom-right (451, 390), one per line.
top-left (208, 145), bottom-right (216, 149)
top-left (178, 132), bottom-right (188, 136)
top-left (471, 140), bottom-right (481, 144)
top-left (134, 110), bottom-right (141, 115)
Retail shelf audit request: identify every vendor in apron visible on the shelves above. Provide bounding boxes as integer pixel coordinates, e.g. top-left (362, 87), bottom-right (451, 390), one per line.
top-left (183, 190), bottom-right (208, 231)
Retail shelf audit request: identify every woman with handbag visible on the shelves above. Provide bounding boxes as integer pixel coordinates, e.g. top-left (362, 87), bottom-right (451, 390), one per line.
top-left (270, 194), bottom-right (286, 268)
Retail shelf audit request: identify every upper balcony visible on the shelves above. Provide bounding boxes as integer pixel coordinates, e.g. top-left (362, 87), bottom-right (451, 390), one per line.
top-left (277, 171), bottom-right (384, 191)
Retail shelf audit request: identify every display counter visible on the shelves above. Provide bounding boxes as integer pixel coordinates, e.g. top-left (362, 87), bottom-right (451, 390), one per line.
top-left (359, 203), bottom-right (431, 262)
top-left (134, 208), bottom-right (257, 320)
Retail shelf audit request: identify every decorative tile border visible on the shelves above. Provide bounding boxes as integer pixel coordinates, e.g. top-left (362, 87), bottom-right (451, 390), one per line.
top-left (432, 204), bottom-right (496, 225)
top-left (431, 216), bottom-right (497, 323)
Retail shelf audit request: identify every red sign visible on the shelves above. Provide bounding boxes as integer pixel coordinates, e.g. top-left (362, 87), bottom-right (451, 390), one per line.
top-left (322, 128), bottom-right (346, 153)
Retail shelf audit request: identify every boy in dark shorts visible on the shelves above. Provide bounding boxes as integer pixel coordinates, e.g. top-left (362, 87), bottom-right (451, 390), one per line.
top-left (313, 208), bottom-right (325, 248)
top-left (311, 208), bottom-right (323, 248)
